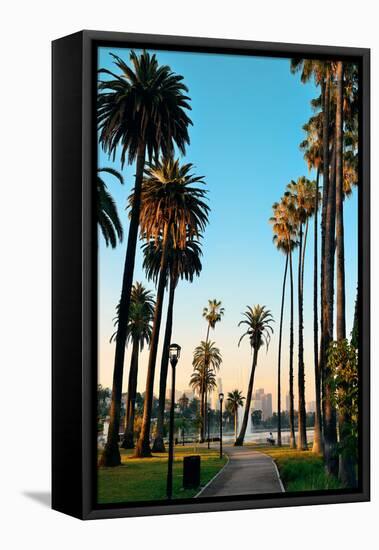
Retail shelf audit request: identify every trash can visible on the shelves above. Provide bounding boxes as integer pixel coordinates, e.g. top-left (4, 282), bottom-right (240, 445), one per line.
top-left (183, 455), bottom-right (201, 489)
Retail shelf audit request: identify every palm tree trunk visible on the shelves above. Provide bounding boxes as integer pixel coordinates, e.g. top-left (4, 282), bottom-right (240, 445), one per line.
top-left (134, 224), bottom-right (171, 458)
top-left (297, 223), bottom-right (308, 450)
top-left (323, 134), bottom-right (338, 476)
top-left (320, 68), bottom-right (338, 474)
top-left (301, 219), bottom-right (309, 287)
top-left (234, 409), bottom-right (238, 442)
top-left (319, 80), bottom-right (332, 461)
top-left (121, 340), bottom-right (139, 449)
top-left (203, 391), bottom-right (208, 442)
top-left (201, 323), bottom-right (211, 441)
top-left (152, 276), bottom-right (177, 452)
top-left (277, 255), bottom-right (288, 447)
top-left (235, 348), bottom-right (258, 446)
top-left (288, 247), bottom-right (296, 449)
top-left (313, 168), bottom-right (323, 454)
top-left (99, 142), bottom-right (146, 467)
top-left (199, 388), bottom-right (205, 442)
top-left (335, 61), bottom-right (346, 342)
top-left (335, 61), bottom-right (355, 486)
top-left (351, 287), bottom-right (359, 348)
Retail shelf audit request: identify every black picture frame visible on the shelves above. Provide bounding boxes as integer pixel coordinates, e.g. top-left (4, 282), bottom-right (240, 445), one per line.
top-left (52, 30), bottom-right (370, 520)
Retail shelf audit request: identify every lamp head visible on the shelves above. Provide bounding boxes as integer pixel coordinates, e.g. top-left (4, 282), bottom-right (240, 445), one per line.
top-left (169, 343), bottom-right (181, 363)
top-left (219, 392), bottom-right (224, 403)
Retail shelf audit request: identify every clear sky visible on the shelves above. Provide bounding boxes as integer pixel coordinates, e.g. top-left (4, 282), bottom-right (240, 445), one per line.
top-left (97, 46), bottom-right (358, 411)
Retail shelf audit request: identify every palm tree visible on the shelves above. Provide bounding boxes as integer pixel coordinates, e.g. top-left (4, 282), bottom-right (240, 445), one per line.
top-left (335, 60), bottom-right (346, 344)
top-left (286, 177), bottom-right (316, 450)
top-left (227, 390), bottom-right (245, 443)
top-left (343, 64), bottom-right (359, 197)
top-left (97, 168), bottom-right (123, 248)
top-left (335, 62), bottom-right (359, 483)
top-left (270, 203), bottom-right (298, 447)
top-left (190, 358), bottom-right (222, 440)
top-left (271, 199), bottom-right (298, 448)
top-left (300, 113), bottom-right (324, 454)
top-left (235, 305), bottom-right (274, 446)
top-left (109, 283), bottom-right (155, 449)
top-left (191, 341), bottom-right (222, 442)
top-left (203, 300), bottom-right (225, 343)
top-left (323, 62), bottom-right (358, 476)
top-left (192, 341), bottom-right (222, 380)
top-left (201, 300), bottom-right (224, 440)
top-left (290, 59), bottom-right (338, 464)
top-left (134, 158), bottom-right (209, 457)
top-left (190, 366), bottom-right (217, 421)
top-left (98, 51), bottom-right (192, 466)
top-left (143, 237), bottom-right (202, 452)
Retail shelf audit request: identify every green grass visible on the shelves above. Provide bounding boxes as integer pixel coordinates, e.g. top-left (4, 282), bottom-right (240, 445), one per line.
top-left (97, 445), bottom-right (227, 504)
top-left (251, 445), bottom-right (343, 492)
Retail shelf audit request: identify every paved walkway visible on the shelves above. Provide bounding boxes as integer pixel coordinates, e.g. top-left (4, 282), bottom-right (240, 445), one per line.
top-left (198, 445), bottom-right (284, 497)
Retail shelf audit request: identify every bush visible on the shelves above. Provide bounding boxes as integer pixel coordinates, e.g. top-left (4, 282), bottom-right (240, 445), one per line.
top-left (276, 453), bottom-right (343, 491)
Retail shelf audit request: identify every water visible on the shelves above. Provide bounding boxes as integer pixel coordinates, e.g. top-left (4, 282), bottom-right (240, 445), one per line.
top-left (222, 427), bottom-right (315, 445)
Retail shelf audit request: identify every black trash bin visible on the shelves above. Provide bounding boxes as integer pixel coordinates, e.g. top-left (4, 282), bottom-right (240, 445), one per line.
top-left (183, 455), bottom-right (201, 489)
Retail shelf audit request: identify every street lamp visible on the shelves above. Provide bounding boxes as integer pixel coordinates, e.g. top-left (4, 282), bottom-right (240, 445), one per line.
top-left (166, 343), bottom-right (181, 500)
top-left (219, 392), bottom-right (224, 459)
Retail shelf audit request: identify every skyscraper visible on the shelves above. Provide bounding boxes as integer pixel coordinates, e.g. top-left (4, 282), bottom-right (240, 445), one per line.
top-left (251, 388), bottom-right (272, 419)
top-left (262, 393), bottom-right (272, 420)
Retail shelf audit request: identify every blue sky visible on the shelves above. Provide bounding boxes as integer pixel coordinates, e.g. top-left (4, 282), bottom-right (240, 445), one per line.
top-left (97, 47), bottom-right (358, 410)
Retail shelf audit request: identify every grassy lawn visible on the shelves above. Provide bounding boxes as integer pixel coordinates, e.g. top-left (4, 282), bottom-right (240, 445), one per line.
top-left (251, 444), bottom-right (343, 492)
top-left (97, 445), bottom-right (227, 504)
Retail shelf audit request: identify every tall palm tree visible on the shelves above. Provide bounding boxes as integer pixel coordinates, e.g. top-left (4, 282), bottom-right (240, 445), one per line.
top-left (270, 203), bottom-right (297, 447)
top-left (109, 283), bottom-right (155, 449)
top-left (235, 305), bottom-right (274, 446)
top-left (142, 238), bottom-right (202, 452)
top-left (191, 341), bottom-right (222, 441)
top-left (203, 300), bottom-right (225, 343)
top-left (201, 299), bottom-right (225, 441)
top-left (97, 168), bottom-right (123, 248)
top-left (300, 113), bottom-right (324, 454)
top-left (290, 59), bottom-right (339, 465)
top-left (286, 177), bottom-right (316, 450)
top-left (271, 199), bottom-right (298, 448)
top-left (322, 73), bottom-right (339, 476)
top-left (98, 50), bottom-right (192, 466)
top-left (227, 390), bottom-right (245, 443)
top-left (335, 62), bottom-right (360, 483)
top-left (335, 60), bottom-right (346, 344)
top-left (134, 158), bottom-right (209, 457)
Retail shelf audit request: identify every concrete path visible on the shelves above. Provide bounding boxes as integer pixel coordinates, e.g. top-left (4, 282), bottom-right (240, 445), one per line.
top-left (198, 445), bottom-right (284, 497)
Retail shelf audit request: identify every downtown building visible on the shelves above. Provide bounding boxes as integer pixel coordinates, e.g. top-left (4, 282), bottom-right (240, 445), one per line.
top-left (251, 388), bottom-right (273, 420)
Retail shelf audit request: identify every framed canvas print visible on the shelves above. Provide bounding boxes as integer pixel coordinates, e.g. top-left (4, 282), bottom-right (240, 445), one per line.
top-left (52, 30), bottom-right (370, 520)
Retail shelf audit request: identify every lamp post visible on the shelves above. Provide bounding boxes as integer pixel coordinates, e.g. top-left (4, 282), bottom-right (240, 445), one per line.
top-left (166, 343), bottom-right (181, 500)
top-left (219, 392), bottom-right (224, 459)
top-left (207, 406), bottom-right (211, 449)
